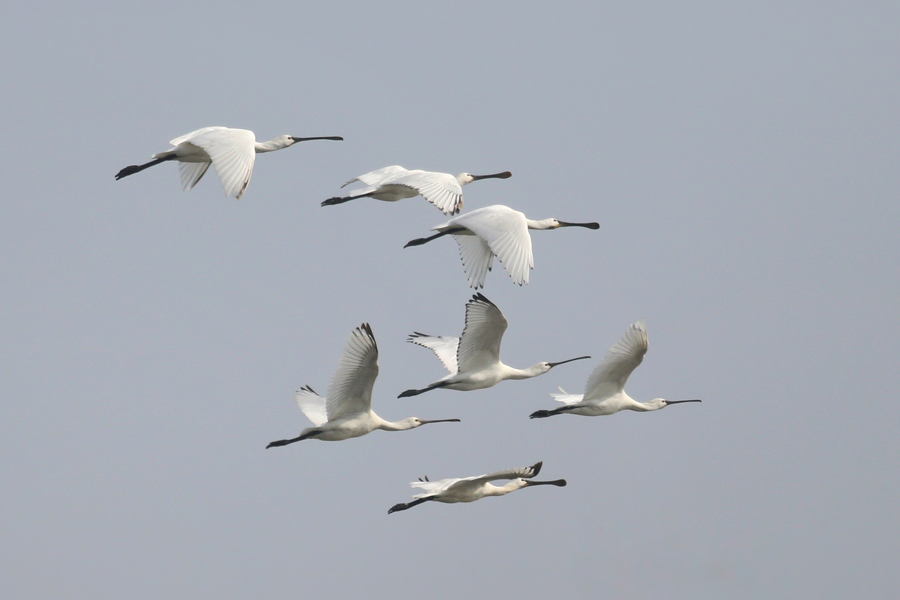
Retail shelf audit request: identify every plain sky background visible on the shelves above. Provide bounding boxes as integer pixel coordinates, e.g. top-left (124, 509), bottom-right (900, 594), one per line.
top-left (2, 2), bottom-right (898, 598)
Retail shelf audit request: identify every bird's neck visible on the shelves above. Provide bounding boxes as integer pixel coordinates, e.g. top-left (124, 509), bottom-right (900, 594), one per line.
top-left (379, 418), bottom-right (416, 432)
top-left (505, 363), bottom-right (548, 380)
top-left (492, 363), bottom-right (540, 381)
top-left (254, 138), bottom-right (289, 153)
top-left (628, 396), bottom-right (661, 412)
top-left (526, 218), bottom-right (557, 230)
top-left (484, 482), bottom-right (520, 497)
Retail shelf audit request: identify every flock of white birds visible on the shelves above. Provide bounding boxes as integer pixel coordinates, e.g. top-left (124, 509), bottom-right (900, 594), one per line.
top-left (116, 125), bottom-right (701, 513)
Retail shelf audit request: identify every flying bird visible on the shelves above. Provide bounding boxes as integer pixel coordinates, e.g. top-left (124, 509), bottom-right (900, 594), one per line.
top-left (115, 126), bottom-right (343, 199)
top-left (404, 204), bottom-right (599, 288)
top-left (530, 319), bottom-right (701, 419)
top-left (321, 165), bottom-right (511, 214)
top-left (388, 461), bottom-right (566, 514)
top-left (266, 324), bottom-right (460, 448)
top-left (399, 293), bottom-right (589, 398)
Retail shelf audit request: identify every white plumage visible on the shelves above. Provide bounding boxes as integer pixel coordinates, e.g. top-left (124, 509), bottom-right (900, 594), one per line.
top-left (388, 461), bottom-right (566, 513)
top-left (266, 324), bottom-right (460, 447)
top-left (530, 320), bottom-right (702, 419)
top-left (115, 126), bottom-right (342, 199)
top-left (404, 205), bottom-right (600, 288)
top-left (322, 166), bottom-right (511, 214)
top-left (398, 294), bottom-right (590, 397)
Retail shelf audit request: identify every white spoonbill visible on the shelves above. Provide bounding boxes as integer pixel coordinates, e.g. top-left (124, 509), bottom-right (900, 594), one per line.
top-left (404, 204), bottom-right (599, 288)
top-left (529, 319), bottom-right (701, 419)
top-left (266, 323), bottom-right (460, 448)
top-left (115, 126), bottom-right (343, 199)
top-left (388, 461), bottom-right (566, 514)
top-left (321, 165), bottom-right (511, 215)
top-left (398, 293), bottom-right (589, 398)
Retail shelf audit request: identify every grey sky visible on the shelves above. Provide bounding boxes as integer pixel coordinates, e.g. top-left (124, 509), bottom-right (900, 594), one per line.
top-left (2, 2), bottom-right (898, 598)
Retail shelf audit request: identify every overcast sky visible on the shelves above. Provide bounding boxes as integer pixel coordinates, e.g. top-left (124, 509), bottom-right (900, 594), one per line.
top-left (2, 2), bottom-right (898, 599)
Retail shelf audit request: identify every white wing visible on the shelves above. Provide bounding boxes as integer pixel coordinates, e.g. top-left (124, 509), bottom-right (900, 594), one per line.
top-left (293, 385), bottom-right (328, 427)
top-left (407, 333), bottom-right (459, 375)
top-left (409, 462), bottom-right (543, 498)
top-left (550, 386), bottom-right (584, 405)
top-left (411, 477), bottom-right (465, 498)
top-left (178, 127), bottom-right (257, 199)
top-left (452, 206), bottom-right (533, 286)
top-left (456, 293), bottom-right (507, 374)
top-left (389, 171), bottom-right (464, 214)
top-left (582, 320), bottom-right (648, 402)
top-left (169, 126), bottom-right (224, 146)
top-left (342, 165), bottom-right (409, 188)
top-left (325, 323), bottom-right (379, 420)
top-left (453, 235), bottom-right (494, 289)
top-left (471, 461), bottom-right (544, 483)
top-left (178, 161), bottom-right (211, 190)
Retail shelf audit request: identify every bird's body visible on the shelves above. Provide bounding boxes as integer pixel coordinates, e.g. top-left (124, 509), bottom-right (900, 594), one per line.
top-left (388, 461), bottom-right (566, 513)
top-left (322, 165), bottom-right (511, 214)
top-left (529, 320), bottom-right (701, 419)
top-left (398, 294), bottom-right (589, 398)
top-left (404, 204), bottom-right (599, 288)
top-left (266, 324), bottom-right (459, 448)
top-left (115, 126), bottom-right (342, 199)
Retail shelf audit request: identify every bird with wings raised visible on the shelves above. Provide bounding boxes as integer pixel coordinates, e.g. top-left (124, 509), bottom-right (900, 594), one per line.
top-left (266, 324), bottom-right (460, 447)
top-left (530, 319), bottom-right (701, 419)
top-left (398, 294), bottom-right (590, 398)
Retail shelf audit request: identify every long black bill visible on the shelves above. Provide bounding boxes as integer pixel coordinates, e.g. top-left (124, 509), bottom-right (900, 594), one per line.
top-left (419, 418), bottom-right (462, 425)
top-left (665, 399), bottom-right (702, 405)
top-left (524, 479), bottom-right (567, 487)
top-left (471, 171), bottom-right (512, 181)
top-left (557, 221), bottom-right (600, 229)
top-left (290, 136), bottom-right (344, 142)
top-left (548, 355), bottom-right (591, 368)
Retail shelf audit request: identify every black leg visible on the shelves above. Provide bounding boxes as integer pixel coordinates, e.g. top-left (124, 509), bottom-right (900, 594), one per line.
top-left (321, 192), bottom-right (373, 207)
top-left (404, 227), bottom-right (465, 248)
top-left (398, 381), bottom-right (448, 398)
top-left (388, 497), bottom-right (434, 514)
top-left (115, 155), bottom-right (176, 180)
top-left (266, 429), bottom-right (320, 448)
top-left (529, 406), bottom-right (574, 419)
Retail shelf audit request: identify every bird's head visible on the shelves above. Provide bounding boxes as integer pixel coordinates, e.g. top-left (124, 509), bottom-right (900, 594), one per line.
top-left (402, 417), bottom-right (462, 430)
top-left (656, 398), bottom-right (702, 410)
top-left (509, 478), bottom-right (531, 491)
top-left (533, 355), bottom-right (591, 374)
top-left (456, 171), bottom-right (513, 186)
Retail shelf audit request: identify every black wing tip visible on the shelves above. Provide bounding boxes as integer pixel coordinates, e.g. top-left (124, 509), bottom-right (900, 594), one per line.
top-left (469, 292), bottom-right (495, 306)
top-left (360, 322), bottom-right (378, 350)
top-left (530, 461), bottom-right (544, 477)
top-left (407, 332), bottom-right (438, 345)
